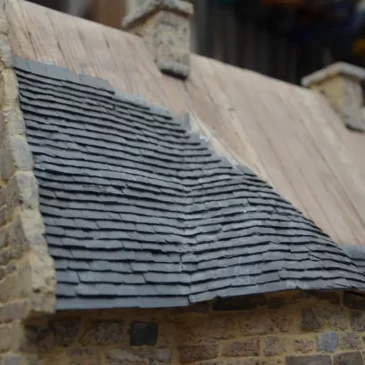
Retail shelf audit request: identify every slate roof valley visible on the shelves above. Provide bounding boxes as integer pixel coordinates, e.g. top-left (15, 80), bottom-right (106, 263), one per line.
top-left (13, 56), bottom-right (365, 310)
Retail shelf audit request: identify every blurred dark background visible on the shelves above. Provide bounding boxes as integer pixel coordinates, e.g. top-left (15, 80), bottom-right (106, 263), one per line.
top-left (26, 0), bottom-right (365, 84)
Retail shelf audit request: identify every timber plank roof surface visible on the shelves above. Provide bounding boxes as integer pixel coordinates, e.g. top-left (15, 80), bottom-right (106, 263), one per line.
top-left (7, 0), bottom-right (365, 247)
top-left (14, 56), bottom-right (365, 310)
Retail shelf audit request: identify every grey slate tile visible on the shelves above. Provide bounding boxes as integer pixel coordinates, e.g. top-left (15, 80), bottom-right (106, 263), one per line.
top-left (48, 247), bottom-right (73, 259)
top-left (66, 260), bottom-right (91, 270)
top-left (56, 283), bottom-right (77, 297)
top-left (79, 271), bottom-right (145, 284)
top-left (13, 56), bottom-right (30, 72)
top-left (89, 261), bottom-right (132, 272)
top-left (57, 271), bottom-right (79, 284)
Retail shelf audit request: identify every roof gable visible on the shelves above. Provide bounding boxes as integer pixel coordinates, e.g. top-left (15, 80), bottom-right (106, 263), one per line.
top-left (13, 56), bottom-right (365, 310)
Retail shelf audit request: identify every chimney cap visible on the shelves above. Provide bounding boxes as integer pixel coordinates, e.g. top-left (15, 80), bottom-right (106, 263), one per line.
top-left (123, 0), bottom-right (193, 30)
top-left (301, 62), bottom-right (365, 87)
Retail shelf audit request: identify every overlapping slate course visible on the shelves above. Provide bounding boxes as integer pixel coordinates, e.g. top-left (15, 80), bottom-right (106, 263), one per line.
top-left (13, 56), bottom-right (365, 310)
top-left (342, 245), bottom-right (365, 274)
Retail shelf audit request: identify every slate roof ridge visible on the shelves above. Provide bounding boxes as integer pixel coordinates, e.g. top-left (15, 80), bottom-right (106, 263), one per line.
top-left (14, 57), bottom-right (365, 310)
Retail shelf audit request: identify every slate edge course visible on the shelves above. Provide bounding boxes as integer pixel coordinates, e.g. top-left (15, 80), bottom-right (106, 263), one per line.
top-left (342, 244), bottom-right (365, 273)
top-left (0, 5), bottom-right (56, 316)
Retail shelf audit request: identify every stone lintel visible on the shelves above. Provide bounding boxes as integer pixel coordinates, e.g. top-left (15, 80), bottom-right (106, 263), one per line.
top-left (301, 62), bottom-right (365, 87)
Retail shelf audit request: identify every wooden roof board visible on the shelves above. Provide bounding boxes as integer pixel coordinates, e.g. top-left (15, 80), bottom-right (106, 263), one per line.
top-left (6, 0), bottom-right (365, 245)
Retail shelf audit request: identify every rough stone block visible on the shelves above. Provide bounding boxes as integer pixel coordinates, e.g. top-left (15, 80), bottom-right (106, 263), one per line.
top-left (0, 10), bottom-right (9, 35)
top-left (130, 321), bottom-right (158, 346)
top-left (267, 297), bottom-right (285, 309)
top-left (301, 308), bottom-right (321, 331)
top-left (0, 206), bottom-right (6, 226)
top-left (200, 361), bottom-right (224, 365)
top-left (124, 3), bottom-right (192, 79)
top-left (294, 337), bottom-right (315, 354)
top-left (0, 136), bottom-right (34, 182)
top-left (9, 216), bottom-right (29, 260)
top-left (263, 336), bottom-right (287, 356)
top-left (179, 344), bottom-right (218, 363)
top-left (0, 36), bottom-right (12, 69)
top-left (310, 291), bottom-right (340, 305)
top-left (9, 211), bottom-right (47, 262)
top-left (28, 244), bottom-right (56, 314)
top-left (339, 332), bottom-right (364, 350)
top-left (213, 294), bottom-right (266, 311)
top-left (334, 351), bottom-right (364, 365)
top-left (352, 312), bottom-right (365, 331)
top-left (2, 107), bottom-right (26, 137)
top-left (344, 293), bottom-right (365, 310)
top-left (0, 300), bottom-right (30, 322)
top-left (0, 271), bottom-right (15, 303)
top-left (0, 355), bottom-right (22, 365)
top-left (227, 360), bottom-right (283, 365)
top-left (5, 171), bottom-right (39, 218)
top-left (0, 266), bottom-right (5, 282)
top-left (66, 349), bottom-right (101, 365)
top-left (272, 309), bottom-right (294, 333)
top-left (240, 314), bottom-right (273, 335)
top-left (286, 355), bottom-right (331, 365)
top-left (260, 360), bottom-right (284, 365)
top-left (318, 332), bottom-right (338, 352)
top-left (10, 135), bottom-right (34, 171)
top-left (106, 348), bottom-right (171, 365)
top-left (23, 318), bottom-right (81, 352)
top-left (0, 226), bottom-right (9, 249)
top-left (221, 338), bottom-right (260, 357)
top-left (4, 261), bottom-right (32, 301)
top-left (0, 324), bottom-right (12, 352)
top-left (18, 263), bottom-right (32, 299)
top-left (0, 69), bottom-right (19, 111)
top-left (179, 317), bottom-right (235, 344)
top-left (0, 185), bottom-right (5, 207)
top-left (315, 303), bottom-right (349, 330)
top-left (43, 348), bottom-right (102, 365)
top-left (81, 320), bottom-right (124, 345)
top-left (0, 248), bottom-right (10, 265)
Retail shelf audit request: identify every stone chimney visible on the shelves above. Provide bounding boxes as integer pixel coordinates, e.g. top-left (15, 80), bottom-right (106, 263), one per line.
top-left (301, 63), bottom-right (365, 132)
top-left (122, 0), bottom-right (193, 80)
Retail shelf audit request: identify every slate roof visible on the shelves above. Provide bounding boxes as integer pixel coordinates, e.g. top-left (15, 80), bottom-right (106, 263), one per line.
top-left (13, 56), bottom-right (365, 311)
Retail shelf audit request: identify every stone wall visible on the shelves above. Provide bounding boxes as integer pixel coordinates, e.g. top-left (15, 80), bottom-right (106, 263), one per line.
top-left (176, 291), bottom-right (365, 365)
top-left (0, 1), bottom-right (56, 364)
top-left (23, 307), bottom-right (179, 365)
top-left (21, 291), bottom-right (365, 365)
